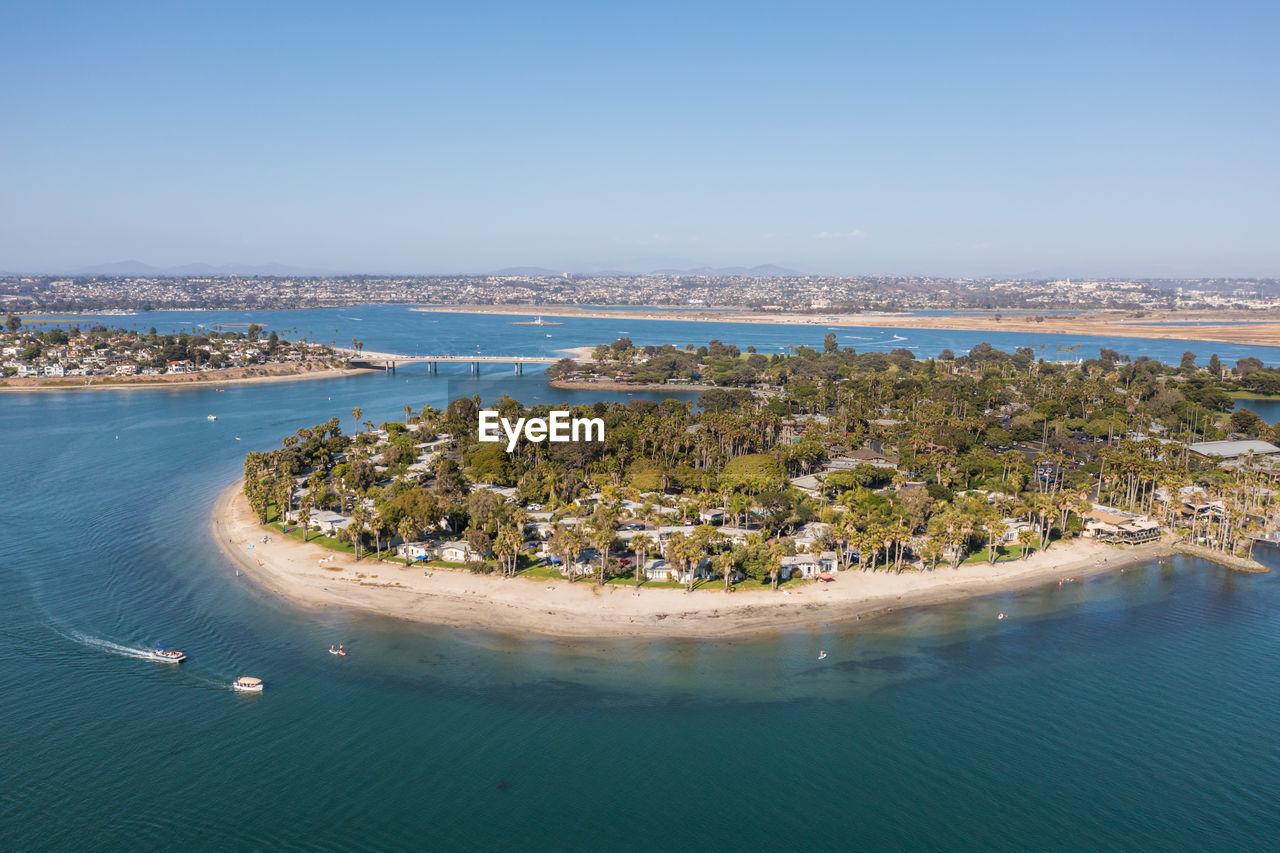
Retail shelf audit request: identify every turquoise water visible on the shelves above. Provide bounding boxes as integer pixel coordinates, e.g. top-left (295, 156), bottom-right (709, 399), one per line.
top-left (23, 304), bottom-right (1280, 366)
top-left (5, 312), bottom-right (1280, 849)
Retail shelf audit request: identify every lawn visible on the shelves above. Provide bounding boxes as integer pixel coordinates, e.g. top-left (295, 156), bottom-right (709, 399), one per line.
top-left (960, 543), bottom-right (1038, 565)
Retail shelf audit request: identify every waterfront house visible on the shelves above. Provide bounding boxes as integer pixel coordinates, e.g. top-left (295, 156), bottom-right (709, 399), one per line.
top-left (310, 510), bottom-right (354, 535)
top-left (780, 552), bottom-right (839, 580)
top-left (439, 541), bottom-right (488, 562)
top-left (642, 558), bottom-right (672, 582)
top-left (397, 541), bottom-right (436, 561)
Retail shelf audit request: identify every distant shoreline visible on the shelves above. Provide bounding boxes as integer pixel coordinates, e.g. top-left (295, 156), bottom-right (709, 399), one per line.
top-left (212, 480), bottom-right (1178, 639)
top-left (0, 362), bottom-right (374, 393)
top-left (410, 305), bottom-right (1280, 350)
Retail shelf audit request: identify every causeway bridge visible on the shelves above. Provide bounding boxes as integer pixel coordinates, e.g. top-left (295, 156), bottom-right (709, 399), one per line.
top-left (339, 349), bottom-right (562, 375)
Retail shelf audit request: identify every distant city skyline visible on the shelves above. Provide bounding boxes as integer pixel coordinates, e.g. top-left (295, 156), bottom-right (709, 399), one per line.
top-left (2, 1), bottom-right (1277, 277)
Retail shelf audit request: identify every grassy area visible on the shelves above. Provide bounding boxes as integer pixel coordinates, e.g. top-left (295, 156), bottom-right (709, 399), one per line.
top-left (961, 543), bottom-right (1038, 565)
top-left (267, 519), bottom-right (359, 556)
top-left (1228, 391), bottom-right (1280, 400)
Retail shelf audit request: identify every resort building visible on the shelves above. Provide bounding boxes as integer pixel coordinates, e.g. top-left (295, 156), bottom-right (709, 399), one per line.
top-left (1081, 505), bottom-right (1161, 544)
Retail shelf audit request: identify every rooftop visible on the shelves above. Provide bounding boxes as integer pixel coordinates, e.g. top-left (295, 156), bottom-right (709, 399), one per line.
top-left (1187, 439), bottom-right (1280, 458)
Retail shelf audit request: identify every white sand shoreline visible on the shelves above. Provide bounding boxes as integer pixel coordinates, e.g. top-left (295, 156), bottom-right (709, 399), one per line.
top-left (211, 480), bottom-right (1177, 639)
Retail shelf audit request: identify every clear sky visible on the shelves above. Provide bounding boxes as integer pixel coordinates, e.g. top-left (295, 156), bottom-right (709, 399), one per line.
top-left (1, 0), bottom-right (1276, 276)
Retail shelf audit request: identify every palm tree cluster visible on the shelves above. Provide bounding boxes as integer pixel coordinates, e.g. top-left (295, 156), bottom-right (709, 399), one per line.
top-left (243, 340), bottom-right (1280, 583)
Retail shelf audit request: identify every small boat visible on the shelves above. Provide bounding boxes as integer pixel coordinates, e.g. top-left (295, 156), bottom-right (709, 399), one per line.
top-left (232, 676), bottom-right (263, 692)
top-left (152, 648), bottom-right (186, 663)
top-left (234, 435), bottom-right (241, 441)
top-left (207, 414), bottom-right (218, 421)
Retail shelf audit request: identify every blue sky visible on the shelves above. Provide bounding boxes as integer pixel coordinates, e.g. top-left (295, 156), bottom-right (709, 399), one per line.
top-left (1, 0), bottom-right (1276, 276)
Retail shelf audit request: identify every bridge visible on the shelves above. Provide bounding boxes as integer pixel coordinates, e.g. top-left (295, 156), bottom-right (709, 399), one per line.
top-left (337, 349), bottom-right (562, 375)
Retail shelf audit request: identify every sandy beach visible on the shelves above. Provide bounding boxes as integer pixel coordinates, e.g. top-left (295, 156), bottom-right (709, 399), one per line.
top-left (0, 361), bottom-right (373, 392)
top-left (411, 305), bottom-right (1280, 349)
top-left (212, 480), bottom-right (1176, 639)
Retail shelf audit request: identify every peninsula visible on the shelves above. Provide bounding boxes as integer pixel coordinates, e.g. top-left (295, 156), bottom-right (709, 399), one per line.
top-left (413, 305), bottom-right (1280, 350)
top-left (0, 315), bottom-right (368, 390)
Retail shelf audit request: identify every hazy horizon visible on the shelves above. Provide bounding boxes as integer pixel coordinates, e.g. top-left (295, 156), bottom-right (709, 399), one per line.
top-left (2, 1), bottom-right (1277, 278)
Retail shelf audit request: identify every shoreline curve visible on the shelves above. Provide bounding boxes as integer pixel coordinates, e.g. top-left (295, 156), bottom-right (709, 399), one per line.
top-left (211, 480), bottom-right (1179, 639)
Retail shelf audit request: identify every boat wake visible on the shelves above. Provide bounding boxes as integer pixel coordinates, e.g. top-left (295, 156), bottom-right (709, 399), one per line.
top-left (58, 629), bottom-right (155, 661)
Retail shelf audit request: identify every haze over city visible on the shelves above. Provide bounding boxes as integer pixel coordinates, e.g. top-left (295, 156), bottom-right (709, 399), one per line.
top-left (2, 0), bottom-right (1277, 278)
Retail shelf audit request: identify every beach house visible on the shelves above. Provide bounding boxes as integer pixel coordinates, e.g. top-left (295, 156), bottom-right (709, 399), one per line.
top-left (439, 541), bottom-right (483, 562)
top-left (397, 541), bottom-right (436, 562)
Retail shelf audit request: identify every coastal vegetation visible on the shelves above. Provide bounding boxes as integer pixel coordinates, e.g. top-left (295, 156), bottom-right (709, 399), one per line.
top-left (0, 318), bottom-right (341, 384)
top-left (242, 340), bottom-right (1280, 591)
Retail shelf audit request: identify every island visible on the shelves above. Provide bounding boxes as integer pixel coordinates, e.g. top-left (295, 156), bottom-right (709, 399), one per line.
top-left (0, 315), bottom-right (368, 390)
top-left (215, 339), bottom-right (1277, 636)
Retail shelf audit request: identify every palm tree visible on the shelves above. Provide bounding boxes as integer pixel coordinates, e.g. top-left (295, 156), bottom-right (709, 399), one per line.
top-left (767, 541), bottom-right (784, 590)
top-left (348, 508), bottom-right (367, 560)
top-left (299, 495), bottom-right (313, 543)
top-left (985, 519), bottom-right (1008, 564)
top-left (720, 549), bottom-right (737, 591)
top-left (630, 533), bottom-right (655, 587)
top-left (397, 516), bottom-right (418, 565)
top-left (549, 523), bottom-right (584, 582)
top-left (1017, 528), bottom-right (1035, 559)
top-left (496, 526), bottom-right (522, 578)
top-left (351, 406), bottom-right (362, 435)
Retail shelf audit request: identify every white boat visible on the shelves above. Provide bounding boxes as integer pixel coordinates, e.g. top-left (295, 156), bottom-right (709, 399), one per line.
top-left (152, 648), bottom-right (186, 663)
top-left (232, 676), bottom-right (263, 692)
top-left (207, 414), bottom-right (217, 421)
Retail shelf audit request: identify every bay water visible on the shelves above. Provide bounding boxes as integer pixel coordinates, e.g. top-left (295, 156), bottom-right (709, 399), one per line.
top-left (4, 309), bottom-right (1280, 850)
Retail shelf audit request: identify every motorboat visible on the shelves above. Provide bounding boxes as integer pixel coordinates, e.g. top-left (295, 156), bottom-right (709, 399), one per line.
top-left (152, 648), bottom-right (186, 663)
top-left (207, 414), bottom-right (217, 421)
top-left (232, 676), bottom-right (263, 692)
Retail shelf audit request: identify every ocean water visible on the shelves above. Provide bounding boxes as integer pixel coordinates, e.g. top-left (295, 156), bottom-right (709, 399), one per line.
top-left (4, 313), bottom-right (1280, 849)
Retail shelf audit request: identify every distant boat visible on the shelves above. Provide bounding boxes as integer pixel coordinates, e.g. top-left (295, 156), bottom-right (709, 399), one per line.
top-left (512, 316), bottom-right (564, 326)
top-left (234, 435), bottom-right (241, 441)
top-left (151, 648), bottom-right (186, 663)
top-left (207, 414), bottom-right (217, 421)
top-left (232, 676), bottom-right (263, 692)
